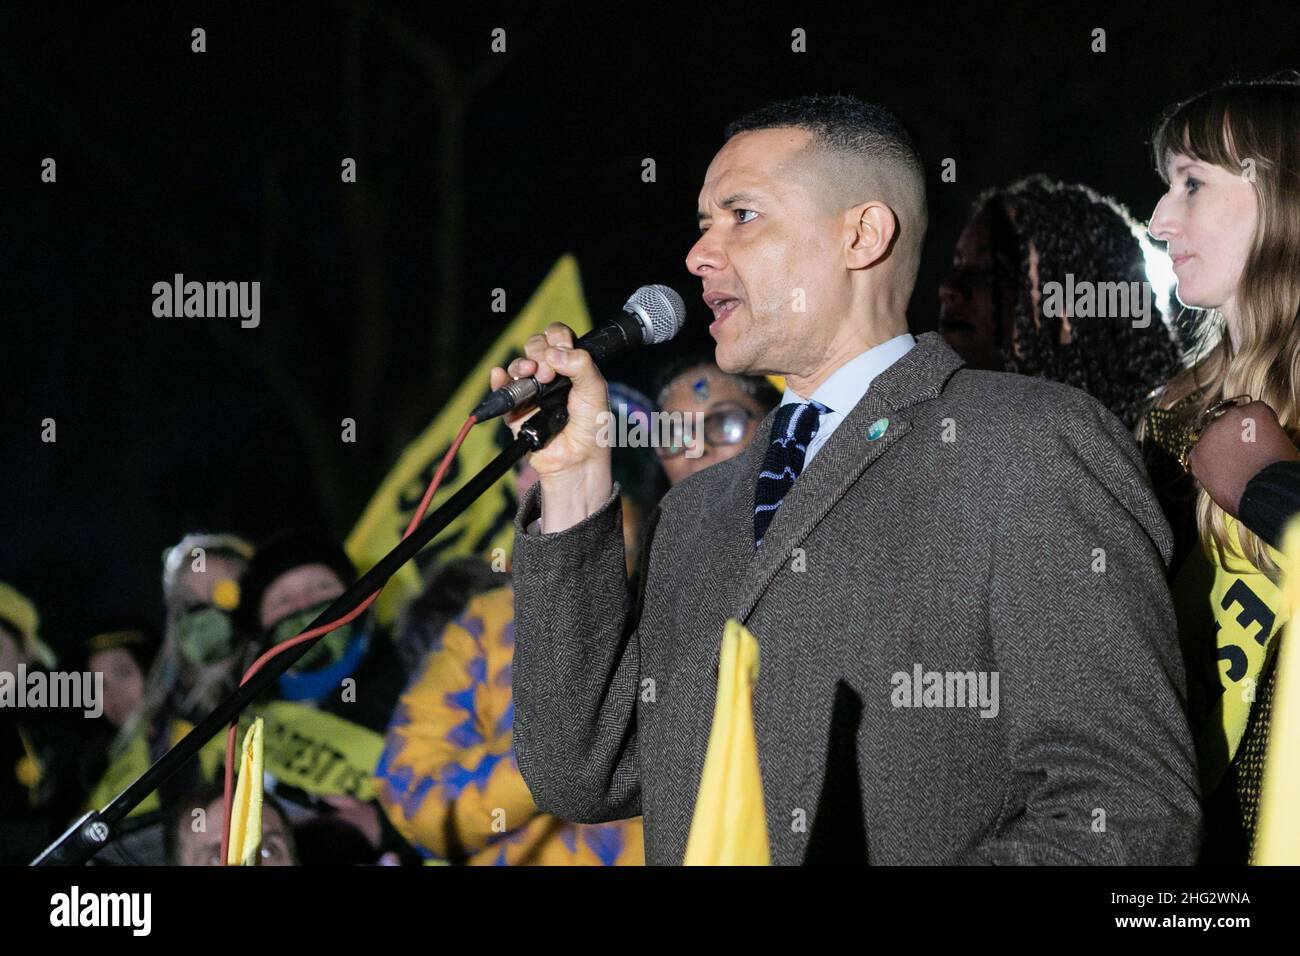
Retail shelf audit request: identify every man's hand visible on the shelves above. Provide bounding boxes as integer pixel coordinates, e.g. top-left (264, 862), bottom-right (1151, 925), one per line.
top-left (1188, 400), bottom-right (1300, 517)
top-left (489, 322), bottom-right (613, 532)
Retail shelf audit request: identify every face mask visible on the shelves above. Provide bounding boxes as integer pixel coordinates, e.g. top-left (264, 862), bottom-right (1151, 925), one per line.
top-left (270, 602), bottom-right (353, 673)
top-left (177, 607), bottom-right (236, 667)
top-left (269, 601), bottom-right (371, 703)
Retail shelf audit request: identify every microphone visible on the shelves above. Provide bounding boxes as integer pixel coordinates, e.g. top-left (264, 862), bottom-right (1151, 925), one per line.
top-left (473, 284), bottom-right (686, 422)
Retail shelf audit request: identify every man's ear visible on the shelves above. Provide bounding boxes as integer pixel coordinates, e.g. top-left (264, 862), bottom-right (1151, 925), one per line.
top-left (844, 201), bottom-right (898, 269)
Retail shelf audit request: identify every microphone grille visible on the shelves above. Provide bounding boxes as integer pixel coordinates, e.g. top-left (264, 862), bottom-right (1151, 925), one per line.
top-left (625, 285), bottom-right (686, 344)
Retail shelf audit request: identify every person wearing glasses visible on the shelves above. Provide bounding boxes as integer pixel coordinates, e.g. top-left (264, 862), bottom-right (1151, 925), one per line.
top-left (652, 358), bottom-right (781, 487)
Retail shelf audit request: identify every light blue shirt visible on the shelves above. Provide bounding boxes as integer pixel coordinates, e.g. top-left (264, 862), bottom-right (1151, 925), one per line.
top-left (525, 332), bottom-right (915, 536)
top-left (780, 333), bottom-right (915, 465)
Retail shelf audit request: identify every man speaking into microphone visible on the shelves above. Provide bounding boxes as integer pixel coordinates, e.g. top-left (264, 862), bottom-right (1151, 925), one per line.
top-left (491, 94), bottom-right (1200, 864)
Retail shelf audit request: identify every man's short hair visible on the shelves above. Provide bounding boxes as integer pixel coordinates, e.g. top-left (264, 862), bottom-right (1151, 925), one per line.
top-left (724, 93), bottom-right (924, 186)
top-left (723, 93), bottom-right (927, 283)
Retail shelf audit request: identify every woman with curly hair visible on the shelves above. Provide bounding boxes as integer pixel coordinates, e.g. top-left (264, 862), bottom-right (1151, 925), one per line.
top-left (939, 175), bottom-right (1183, 430)
top-left (1141, 76), bottom-right (1300, 863)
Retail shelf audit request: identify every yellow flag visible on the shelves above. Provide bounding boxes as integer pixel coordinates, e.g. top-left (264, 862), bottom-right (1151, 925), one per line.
top-left (683, 618), bottom-right (771, 865)
top-left (227, 718), bottom-right (265, 867)
top-left (1251, 518), bottom-right (1300, 864)
top-left (345, 255), bottom-right (593, 622)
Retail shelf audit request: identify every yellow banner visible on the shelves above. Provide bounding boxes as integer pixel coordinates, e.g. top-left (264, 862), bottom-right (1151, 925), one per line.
top-left (1205, 517), bottom-right (1290, 770)
top-left (249, 700), bottom-right (383, 800)
top-left (345, 255), bottom-right (594, 622)
top-left (87, 701), bottom-right (384, 815)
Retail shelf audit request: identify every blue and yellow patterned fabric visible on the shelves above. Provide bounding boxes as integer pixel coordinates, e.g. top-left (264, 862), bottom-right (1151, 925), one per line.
top-left (376, 585), bottom-right (643, 865)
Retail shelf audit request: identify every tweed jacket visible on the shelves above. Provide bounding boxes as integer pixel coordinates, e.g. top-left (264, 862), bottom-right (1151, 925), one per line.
top-left (511, 331), bottom-right (1201, 865)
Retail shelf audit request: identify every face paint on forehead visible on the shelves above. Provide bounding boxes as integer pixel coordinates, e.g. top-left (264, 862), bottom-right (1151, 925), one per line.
top-left (692, 376), bottom-right (710, 402)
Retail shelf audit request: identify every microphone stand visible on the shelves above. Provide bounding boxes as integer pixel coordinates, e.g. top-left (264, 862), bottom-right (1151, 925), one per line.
top-left (31, 389), bottom-right (571, 865)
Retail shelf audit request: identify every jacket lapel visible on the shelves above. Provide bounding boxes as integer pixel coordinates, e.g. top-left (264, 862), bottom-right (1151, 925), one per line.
top-left (730, 332), bottom-right (964, 622)
top-left (664, 333), bottom-right (964, 836)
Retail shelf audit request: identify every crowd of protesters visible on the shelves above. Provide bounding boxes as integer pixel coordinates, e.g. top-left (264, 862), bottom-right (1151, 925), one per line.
top-left (1, 361), bottom-right (779, 865)
top-left (5, 77), bottom-right (1300, 867)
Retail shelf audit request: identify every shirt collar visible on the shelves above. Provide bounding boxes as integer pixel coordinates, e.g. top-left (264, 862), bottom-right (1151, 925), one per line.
top-left (780, 333), bottom-right (916, 415)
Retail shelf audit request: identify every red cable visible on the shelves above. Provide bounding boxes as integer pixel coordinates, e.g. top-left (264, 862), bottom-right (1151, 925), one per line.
top-left (219, 414), bottom-right (478, 864)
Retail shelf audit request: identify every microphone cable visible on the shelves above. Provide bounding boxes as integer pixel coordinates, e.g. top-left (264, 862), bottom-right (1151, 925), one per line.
top-left (219, 413), bottom-right (479, 864)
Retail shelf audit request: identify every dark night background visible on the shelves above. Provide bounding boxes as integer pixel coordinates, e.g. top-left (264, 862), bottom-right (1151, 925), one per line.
top-left (3, 0), bottom-right (1297, 658)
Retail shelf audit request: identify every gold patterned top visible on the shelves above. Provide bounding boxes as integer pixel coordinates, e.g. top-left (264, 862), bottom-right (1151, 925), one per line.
top-left (1143, 388), bottom-right (1208, 468)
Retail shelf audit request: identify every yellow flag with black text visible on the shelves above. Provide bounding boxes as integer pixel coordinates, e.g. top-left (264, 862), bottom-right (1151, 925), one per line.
top-left (683, 618), bottom-right (770, 865)
top-left (346, 256), bottom-right (593, 622)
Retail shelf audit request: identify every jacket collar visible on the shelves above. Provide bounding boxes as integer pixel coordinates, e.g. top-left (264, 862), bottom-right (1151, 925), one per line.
top-left (780, 333), bottom-right (916, 415)
top-left (706, 331), bottom-right (966, 621)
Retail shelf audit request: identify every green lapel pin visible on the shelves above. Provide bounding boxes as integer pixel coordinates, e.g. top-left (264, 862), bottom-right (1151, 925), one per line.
top-left (866, 417), bottom-right (889, 441)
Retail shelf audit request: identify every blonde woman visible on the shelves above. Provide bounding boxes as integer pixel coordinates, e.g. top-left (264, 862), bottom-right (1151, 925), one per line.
top-left (87, 532), bottom-right (253, 825)
top-left (1141, 75), bottom-right (1300, 862)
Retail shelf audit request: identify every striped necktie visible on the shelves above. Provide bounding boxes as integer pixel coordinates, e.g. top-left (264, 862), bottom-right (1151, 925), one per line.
top-left (753, 400), bottom-right (828, 548)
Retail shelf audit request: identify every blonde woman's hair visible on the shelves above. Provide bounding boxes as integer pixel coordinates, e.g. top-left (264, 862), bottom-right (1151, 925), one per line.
top-left (1150, 76), bottom-right (1300, 580)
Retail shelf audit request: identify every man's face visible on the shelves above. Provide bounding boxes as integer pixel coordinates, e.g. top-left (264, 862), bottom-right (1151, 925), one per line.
top-left (687, 128), bottom-right (847, 376)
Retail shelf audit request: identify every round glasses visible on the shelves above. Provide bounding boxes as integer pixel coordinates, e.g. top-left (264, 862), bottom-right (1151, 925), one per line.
top-left (656, 405), bottom-right (756, 459)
